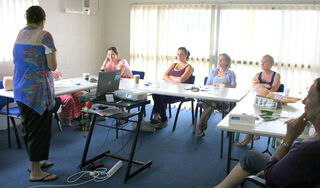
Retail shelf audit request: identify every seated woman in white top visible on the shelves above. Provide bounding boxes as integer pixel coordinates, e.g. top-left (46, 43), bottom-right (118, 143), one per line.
top-left (197, 53), bottom-right (236, 137)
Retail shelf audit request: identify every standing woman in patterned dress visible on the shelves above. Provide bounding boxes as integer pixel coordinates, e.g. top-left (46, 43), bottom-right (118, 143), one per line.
top-left (13, 6), bottom-right (58, 181)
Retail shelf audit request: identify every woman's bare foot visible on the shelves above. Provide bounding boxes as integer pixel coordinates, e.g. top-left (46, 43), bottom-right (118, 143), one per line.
top-left (197, 124), bottom-right (205, 137)
top-left (237, 134), bottom-right (252, 146)
top-left (28, 161), bottom-right (53, 172)
top-left (29, 161), bottom-right (57, 182)
top-left (29, 171), bottom-right (57, 182)
top-left (253, 135), bottom-right (260, 140)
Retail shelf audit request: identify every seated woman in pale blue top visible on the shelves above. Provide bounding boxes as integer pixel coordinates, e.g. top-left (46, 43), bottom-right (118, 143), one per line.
top-left (207, 67), bottom-right (237, 87)
top-left (197, 53), bottom-right (236, 137)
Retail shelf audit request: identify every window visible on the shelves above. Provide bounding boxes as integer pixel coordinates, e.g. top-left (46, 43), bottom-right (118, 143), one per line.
top-left (0, 0), bottom-right (39, 62)
top-left (131, 4), bottom-right (320, 93)
top-left (218, 5), bottom-right (320, 92)
top-left (130, 4), bottom-right (215, 83)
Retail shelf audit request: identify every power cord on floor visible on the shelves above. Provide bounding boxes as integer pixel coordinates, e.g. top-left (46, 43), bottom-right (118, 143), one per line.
top-left (28, 168), bottom-right (109, 188)
top-left (28, 160), bottom-right (123, 188)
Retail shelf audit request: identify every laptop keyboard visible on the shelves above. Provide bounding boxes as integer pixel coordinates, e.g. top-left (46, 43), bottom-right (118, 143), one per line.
top-left (79, 92), bottom-right (97, 101)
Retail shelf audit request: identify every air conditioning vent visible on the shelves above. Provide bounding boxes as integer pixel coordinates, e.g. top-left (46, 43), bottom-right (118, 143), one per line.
top-left (64, 0), bottom-right (98, 15)
top-left (84, 0), bottom-right (90, 8)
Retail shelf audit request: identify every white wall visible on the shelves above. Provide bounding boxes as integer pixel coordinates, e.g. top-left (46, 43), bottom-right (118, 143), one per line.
top-left (0, 1), bottom-right (108, 80)
top-left (0, 0), bottom-right (108, 130)
top-left (39, 0), bottom-right (107, 78)
top-left (104, 0), bottom-right (131, 62)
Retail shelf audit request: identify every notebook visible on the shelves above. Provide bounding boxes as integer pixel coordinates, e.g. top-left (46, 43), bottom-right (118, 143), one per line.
top-left (80, 70), bottom-right (121, 101)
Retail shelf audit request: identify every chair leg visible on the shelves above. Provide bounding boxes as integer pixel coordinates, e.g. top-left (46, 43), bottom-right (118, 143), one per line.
top-left (172, 102), bottom-right (184, 131)
top-left (251, 135), bottom-right (254, 149)
top-left (193, 103), bottom-right (199, 134)
top-left (10, 117), bottom-right (21, 149)
top-left (191, 100), bottom-right (194, 124)
top-left (233, 132), bottom-right (240, 143)
top-left (272, 137), bottom-right (276, 148)
top-left (54, 112), bottom-right (62, 132)
top-left (169, 104), bottom-right (172, 118)
top-left (221, 102), bottom-right (226, 119)
top-left (150, 106), bottom-right (154, 120)
top-left (7, 118), bottom-right (11, 148)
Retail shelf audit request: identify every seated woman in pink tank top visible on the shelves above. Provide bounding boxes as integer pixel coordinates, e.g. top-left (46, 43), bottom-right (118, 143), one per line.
top-left (100, 47), bottom-right (133, 78)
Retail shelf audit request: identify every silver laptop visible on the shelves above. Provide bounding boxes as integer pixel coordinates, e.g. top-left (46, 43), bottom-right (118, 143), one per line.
top-left (96, 70), bottom-right (121, 100)
top-left (80, 70), bottom-right (120, 101)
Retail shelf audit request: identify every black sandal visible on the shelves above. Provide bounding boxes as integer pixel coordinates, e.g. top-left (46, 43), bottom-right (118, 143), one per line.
top-left (150, 118), bottom-right (162, 124)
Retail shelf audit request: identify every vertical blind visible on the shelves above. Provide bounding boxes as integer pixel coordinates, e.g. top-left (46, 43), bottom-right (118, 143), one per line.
top-left (130, 3), bottom-right (320, 93)
top-left (130, 4), bottom-right (215, 84)
top-left (0, 0), bottom-right (39, 62)
top-left (218, 5), bottom-right (320, 92)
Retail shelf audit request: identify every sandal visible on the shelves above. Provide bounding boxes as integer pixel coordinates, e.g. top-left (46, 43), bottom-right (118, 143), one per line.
top-left (156, 121), bottom-right (168, 129)
top-left (150, 118), bottom-right (161, 124)
top-left (197, 129), bottom-right (205, 137)
top-left (29, 173), bottom-right (58, 182)
top-left (28, 161), bottom-right (53, 172)
top-left (237, 137), bottom-right (251, 147)
top-left (197, 132), bottom-right (205, 137)
top-left (253, 135), bottom-right (260, 140)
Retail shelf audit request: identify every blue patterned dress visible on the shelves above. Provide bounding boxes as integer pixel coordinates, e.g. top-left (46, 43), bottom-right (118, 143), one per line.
top-left (13, 28), bottom-right (56, 115)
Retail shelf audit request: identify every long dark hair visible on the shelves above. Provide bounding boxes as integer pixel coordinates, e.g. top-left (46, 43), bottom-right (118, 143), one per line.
top-left (315, 77), bottom-right (320, 102)
top-left (178, 47), bottom-right (190, 61)
top-left (26, 6), bottom-right (46, 25)
top-left (107, 47), bottom-right (119, 55)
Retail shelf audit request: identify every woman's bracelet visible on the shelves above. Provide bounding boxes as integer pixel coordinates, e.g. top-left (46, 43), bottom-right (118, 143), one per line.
top-left (280, 139), bottom-right (292, 148)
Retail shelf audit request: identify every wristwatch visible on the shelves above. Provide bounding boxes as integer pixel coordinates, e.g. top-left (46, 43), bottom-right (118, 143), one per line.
top-left (280, 139), bottom-right (291, 147)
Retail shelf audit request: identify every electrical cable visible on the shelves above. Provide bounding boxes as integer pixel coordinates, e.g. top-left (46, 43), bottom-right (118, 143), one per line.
top-left (28, 108), bottom-right (144, 188)
top-left (113, 129), bottom-right (133, 155)
top-left (96, 125), bottom-right (111, 154)
top-left (28, 167), bottom-right (111, 188)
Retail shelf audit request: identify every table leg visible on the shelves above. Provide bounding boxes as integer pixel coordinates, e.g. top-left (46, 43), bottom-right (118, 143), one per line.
top-left (116, 119), bottom-right (119, 139)
top-left (220, 130), bottom-right (224, 159)
top-left (227, 131), bottom-right (232, 175)
top-left (79, 103), bottom-right (152, 181)
top-left (80, 114), bottom-right (97, 169)
top-left (124, 104), bottom-right (152, 182)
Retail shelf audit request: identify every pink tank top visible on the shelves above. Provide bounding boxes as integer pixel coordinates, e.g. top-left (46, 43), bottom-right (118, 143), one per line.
top-left (103, 59), bottom-right (133, 78)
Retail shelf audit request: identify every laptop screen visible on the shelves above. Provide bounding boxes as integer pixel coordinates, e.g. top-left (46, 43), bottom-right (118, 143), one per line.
top-left (96, 70), bottom-right (121, 100)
